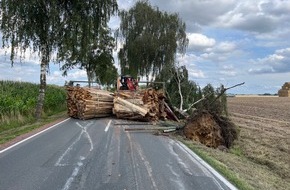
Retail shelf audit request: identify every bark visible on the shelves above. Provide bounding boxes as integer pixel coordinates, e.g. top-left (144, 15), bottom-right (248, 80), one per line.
top-left (172, 67), bottom-right (183, 111)
top-left (177, 75), bottom-right (183, 110)
top-left (35, 45), bottom-right (48, 119)
top-left (86, 67), bottom-right (93, 88)
top-left (114, 97), bottom-right (148, 116)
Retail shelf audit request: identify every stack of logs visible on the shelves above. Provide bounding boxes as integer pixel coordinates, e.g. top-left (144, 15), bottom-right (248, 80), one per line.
top-left (113, 88), bottom-right (167, 121)
top-left (66, 86), bottom-right (114, 120)
top-left (66, 86), bottom-right (178, 122)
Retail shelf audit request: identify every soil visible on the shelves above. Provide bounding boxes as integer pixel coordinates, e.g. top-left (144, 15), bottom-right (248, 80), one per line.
top-left (184, 111), bottom-right (237, 148)
top-left (227, 96), bottom-right (290, 189)
top-left (184, 111), bottom-right (224, 148)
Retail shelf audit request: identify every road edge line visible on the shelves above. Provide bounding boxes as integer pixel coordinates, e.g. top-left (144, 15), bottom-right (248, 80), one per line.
top-left (176, 141), bottom-right (238, 190)
top-left (0, 118), bottom-right (71, 154)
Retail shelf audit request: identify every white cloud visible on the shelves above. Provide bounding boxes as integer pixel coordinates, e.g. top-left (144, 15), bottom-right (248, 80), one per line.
top-left (177, 53), bottom-right (199, 65)
top-left (0, 61), bottom-right (39, 83)
top-left (187, 33), bottom-right (216, 51)
top-left (198, 41), bottom-right (239, 63)
top-left (249, 47), bottom-right (290, 74)
top-left (67, 69), bottom-right (87, 79)
top-left (150, 0), bottom-right (235, 32)
top-left (188, 68), bottom-right (205, 78)
top-left (176, 53), bottom-right (205, 79)
top-left (215, 42), bottom-right (236, 53)
top-left (47, 70), bottom-right (65, 84)
top-left (219, 65), bottom-right (237, 77)
top-left (216, 0), bottom-right (290, 35)
top-left (46, 67), bottom-right (89, 85)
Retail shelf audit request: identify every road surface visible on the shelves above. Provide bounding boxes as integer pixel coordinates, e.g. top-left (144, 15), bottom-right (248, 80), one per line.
top-left (0, 118), bottom-right (236, 190)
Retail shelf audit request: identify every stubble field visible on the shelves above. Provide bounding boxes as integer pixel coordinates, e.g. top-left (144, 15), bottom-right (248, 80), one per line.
top-left (227, 96), bottom-right (290, 189)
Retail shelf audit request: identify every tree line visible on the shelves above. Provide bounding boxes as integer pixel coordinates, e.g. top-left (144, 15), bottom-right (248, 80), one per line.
top-left (0, 0), bottom-right (226, 119)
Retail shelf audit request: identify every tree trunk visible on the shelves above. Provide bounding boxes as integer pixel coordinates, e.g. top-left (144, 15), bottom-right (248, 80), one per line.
top-left (174, 68), bottom-right (183, 111)
top-left (35, 45), bottom-right (49, 120)
top-left (87, 71), bottom-right (91, 88)
top-left (86, 67), bottom-right (95, 88)
top-left (177, 77), bottom-right (183, 110)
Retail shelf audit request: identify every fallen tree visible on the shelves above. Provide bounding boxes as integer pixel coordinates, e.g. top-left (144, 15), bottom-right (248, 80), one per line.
top-left (182, 83), bottom-right (244, 148)
top-left (183, 110), bottom-right (238, 148)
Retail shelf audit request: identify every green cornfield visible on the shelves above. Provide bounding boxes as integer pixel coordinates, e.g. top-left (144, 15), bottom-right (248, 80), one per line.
top-left (0, 80), bottom-right (67, 131)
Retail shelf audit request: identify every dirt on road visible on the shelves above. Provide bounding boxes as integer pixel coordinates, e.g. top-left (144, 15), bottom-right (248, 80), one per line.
top-left (227, 96), bottom-right (290, 189)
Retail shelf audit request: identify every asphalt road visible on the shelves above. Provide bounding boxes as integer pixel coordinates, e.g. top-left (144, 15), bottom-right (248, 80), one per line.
top-left (0, 118), bottom-right (236, 190)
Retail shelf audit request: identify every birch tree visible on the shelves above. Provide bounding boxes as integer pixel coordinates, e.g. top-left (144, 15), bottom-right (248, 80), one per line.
top-left (155, 64), bottom-right (199, 113)
top-left (0, 0), bottom-right (118, 119)
top-left (117, 1), bottom-right (188, 79)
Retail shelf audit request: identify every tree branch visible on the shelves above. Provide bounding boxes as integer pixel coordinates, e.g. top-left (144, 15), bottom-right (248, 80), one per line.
top-left (186, 82), bottom-right (245, 111)
top-left (210, 82), bottom-right (245, 105)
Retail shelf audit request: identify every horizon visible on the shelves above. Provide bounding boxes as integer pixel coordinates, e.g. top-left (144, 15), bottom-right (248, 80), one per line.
top-left (1, 0), bottom-right (290, 95)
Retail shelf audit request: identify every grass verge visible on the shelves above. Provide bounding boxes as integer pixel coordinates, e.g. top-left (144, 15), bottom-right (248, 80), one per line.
top-left (176, 133), bottom-right (289, 190)
top-left (0, 111), bottom-right (67, 145)
top-left (179, 138), bottom-right (253, 190)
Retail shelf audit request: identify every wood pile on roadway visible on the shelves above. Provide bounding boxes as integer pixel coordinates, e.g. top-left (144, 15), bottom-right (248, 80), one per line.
top-left (66, 87), bottom-right (177, 121)
top-left (66, 87), bottom-right (238, 149)
top-left (66, 86), bottom-right (114, 120)
top-left (113, 88), bottom-right (167, 121)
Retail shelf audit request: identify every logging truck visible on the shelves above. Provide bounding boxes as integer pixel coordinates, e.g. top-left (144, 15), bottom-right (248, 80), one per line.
top-left (117, 75), bottom-right (139, 91)
top-left (117, 75), bottom-right (165, 92)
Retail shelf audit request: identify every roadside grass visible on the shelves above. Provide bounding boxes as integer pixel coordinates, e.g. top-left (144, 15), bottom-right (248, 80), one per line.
top-left (177, 132), bottom-right (289, 190)
top-left (177, 137), bottom-right (253, 190)
top-left (0, 80), bottom-right (67, 145)
top-left (0, 111), bottom-right (67, 145)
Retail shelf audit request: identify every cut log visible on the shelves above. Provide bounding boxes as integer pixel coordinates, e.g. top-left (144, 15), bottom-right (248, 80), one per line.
top-left (114, 97), bottom-right (148, 116)
top-left (66, 87), bottom-right (114, 120)
top-left (164, 102), bottom-right (180, 122)
top-left (113, 88), bottom-right (168, 122)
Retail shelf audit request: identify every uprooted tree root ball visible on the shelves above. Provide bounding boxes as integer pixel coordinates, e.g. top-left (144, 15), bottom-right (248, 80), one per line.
top-left (183, 110), bottom-right (238, 148)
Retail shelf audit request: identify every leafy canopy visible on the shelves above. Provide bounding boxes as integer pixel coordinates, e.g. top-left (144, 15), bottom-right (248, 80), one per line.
top-left (155, 64), bottom-right (201, 112)
top-left (0, 0), bottom-right (118, 118)
top-left (57, 1), bottom-right (118, 74)
top-left (1, 0), bottom-right (118, 66)
top-left (118, 1), bottom-right (188, 78)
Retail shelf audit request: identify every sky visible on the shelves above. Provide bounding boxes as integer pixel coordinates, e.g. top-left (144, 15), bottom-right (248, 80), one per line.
top-left (0, 0), bottom-right (290, 94)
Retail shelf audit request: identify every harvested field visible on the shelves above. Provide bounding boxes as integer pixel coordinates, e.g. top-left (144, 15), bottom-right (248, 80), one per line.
top-left (227, 96), bottom-right (290, 189)
top-left (228, 96), bottom-right (290, 122)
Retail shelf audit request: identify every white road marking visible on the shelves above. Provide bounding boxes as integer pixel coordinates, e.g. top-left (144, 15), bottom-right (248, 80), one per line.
top-left (55, 122), bottom-right (93, 166)
top-left (168, 140), bottom-right (193, 176)
top-left (58, 122), bottom-right (95, 190)
top-left (104, 120), bottom-right (112, 132)
top-left (62, 157), bottom-right (84, 190)
top-left (76, 122), bottom-right (94, 151)
top-left (166, 163), bottom-right (186, 190)
top-left (0, 118), bottom-right (70, 154)
top-left (55, 128), bottom-right (83, 166)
